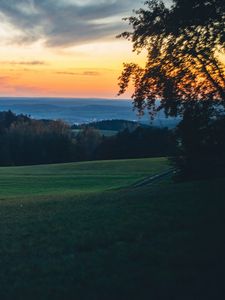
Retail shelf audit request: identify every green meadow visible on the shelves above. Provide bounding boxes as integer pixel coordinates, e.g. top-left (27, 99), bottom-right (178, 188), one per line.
top-left (0, 157), bottom-right (169, 198)
top-left (0, 158), bottom-right (224, 299)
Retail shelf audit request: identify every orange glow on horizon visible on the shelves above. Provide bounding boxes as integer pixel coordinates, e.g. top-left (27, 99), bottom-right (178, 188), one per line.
top-left (0, 40), bottom-right (146, 98)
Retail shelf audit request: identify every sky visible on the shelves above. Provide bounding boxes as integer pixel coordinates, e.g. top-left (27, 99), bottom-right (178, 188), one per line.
top-left (0, 0), bottom-right (147, 98)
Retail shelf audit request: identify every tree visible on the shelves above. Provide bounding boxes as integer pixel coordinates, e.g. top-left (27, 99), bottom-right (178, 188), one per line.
top-left (77, 127), bottom-right (102, 161)
top-left (118, 0), bottom-right (225, 179)
top-left (171, 101), bottom-right (225, 179)
top-left (118, 0), bottom-right (225, 116)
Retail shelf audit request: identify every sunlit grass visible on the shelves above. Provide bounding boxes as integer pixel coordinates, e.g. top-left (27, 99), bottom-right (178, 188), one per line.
top-left (0, 157), bottom-right (169, 198)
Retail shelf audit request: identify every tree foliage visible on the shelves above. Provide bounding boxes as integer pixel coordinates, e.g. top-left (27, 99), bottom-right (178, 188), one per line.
top-left (118, 0), bottom-right (225, 116)
top-left (95, 126), bottom-right (175, 160)
top-left (172, 103), bottom-right (225, 179)
top-left (0, 111), bottom-right (77, 165)
top-left (0, 111), bottom-right (176, 166)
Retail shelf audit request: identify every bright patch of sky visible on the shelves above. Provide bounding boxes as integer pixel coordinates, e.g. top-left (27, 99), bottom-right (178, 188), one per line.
top-left (0, 0), bottom-right (157, 97)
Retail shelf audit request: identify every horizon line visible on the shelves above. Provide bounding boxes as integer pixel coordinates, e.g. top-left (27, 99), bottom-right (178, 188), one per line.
top-left (0, 96), bottom-right (132, 101)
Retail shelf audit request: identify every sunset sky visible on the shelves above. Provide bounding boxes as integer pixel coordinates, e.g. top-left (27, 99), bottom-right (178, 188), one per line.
top-left (0, 0), bottom-right (147, 98)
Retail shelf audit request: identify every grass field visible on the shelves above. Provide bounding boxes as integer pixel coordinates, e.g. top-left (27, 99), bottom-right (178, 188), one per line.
top-left (0, 157), bottom-right (169, 198)
top-left (0, 158), bottom-right (224, 299)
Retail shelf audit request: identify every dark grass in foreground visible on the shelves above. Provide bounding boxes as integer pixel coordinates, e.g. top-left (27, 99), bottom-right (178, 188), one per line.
top-left (0, 159), bottom-right (224, 299)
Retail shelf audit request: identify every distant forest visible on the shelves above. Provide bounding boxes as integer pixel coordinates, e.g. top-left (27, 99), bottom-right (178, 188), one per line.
top-left (72, 119), bottom-right (150, 131)
top-left (0, 111), bottom-right (176, 166)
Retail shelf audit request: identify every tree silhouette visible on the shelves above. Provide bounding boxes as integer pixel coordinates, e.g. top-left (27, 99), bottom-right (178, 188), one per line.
top-left (118, 0), bottom-right (225, 117)
top-left (118, 0), bottom-right (225, 179)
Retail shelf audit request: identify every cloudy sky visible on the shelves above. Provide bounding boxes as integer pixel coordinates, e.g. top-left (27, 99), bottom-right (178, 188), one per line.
top-left (0, 0), bottom-right (146, 98)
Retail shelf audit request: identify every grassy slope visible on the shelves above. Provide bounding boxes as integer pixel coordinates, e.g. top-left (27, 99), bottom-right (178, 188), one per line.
top-left (0, 158), bottom-right (224, 300)
top-left (0, 157), bottom-right (169, 198)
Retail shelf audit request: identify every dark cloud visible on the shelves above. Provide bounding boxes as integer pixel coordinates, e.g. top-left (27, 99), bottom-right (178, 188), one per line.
top-left (56, 70), bottom-right (100, 76)
top-left (0, 0), bottom-right (141, 47)
top-left (82, 71), bottom-right (100, 76)
top-left (2, 60), bottom-right (47, 65)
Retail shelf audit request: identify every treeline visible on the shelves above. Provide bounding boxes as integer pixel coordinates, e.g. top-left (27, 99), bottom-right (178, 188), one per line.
top-left (95, 127), bottom-right (175, 160)
top-left (0, 111), bottom-right (77, 165)
top-left (0, 111), bottom-right (175, 166)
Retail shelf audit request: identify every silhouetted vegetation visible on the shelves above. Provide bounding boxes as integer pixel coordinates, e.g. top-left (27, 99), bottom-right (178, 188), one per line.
top-left (119, 0), bottom-right (225, 179)
top-left (118, 0), bottom-right (224, 113)
top-left (172, 102), bottom-right (225, 180)
top-left (72, 119), bottom-right (149, 131)
top-left (0, 111), bottom-right (77, 166)
top-left (76, 127), bottom-right (102, 161)
top-left (95, 127), bottom-right (175, 160)
top-left (0, 111), bottom-right (175, 166)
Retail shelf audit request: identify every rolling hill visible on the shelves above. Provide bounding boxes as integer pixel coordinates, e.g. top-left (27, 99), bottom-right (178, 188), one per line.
top-left (0, 157), bottom-right (224, 300)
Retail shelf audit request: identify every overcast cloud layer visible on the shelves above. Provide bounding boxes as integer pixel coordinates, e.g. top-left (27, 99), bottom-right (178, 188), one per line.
top-left (0, 0), bottom-right (140, 47)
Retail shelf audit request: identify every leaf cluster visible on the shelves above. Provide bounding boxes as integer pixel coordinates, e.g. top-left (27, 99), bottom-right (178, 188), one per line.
top-left (118, 0), bottom-right (225, 116)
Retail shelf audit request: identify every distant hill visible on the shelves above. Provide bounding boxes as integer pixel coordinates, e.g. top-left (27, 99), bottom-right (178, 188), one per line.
top-left (0, 97), bottom-right (179, 127)
top-left (72, 119), bottom-right (150, 131)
